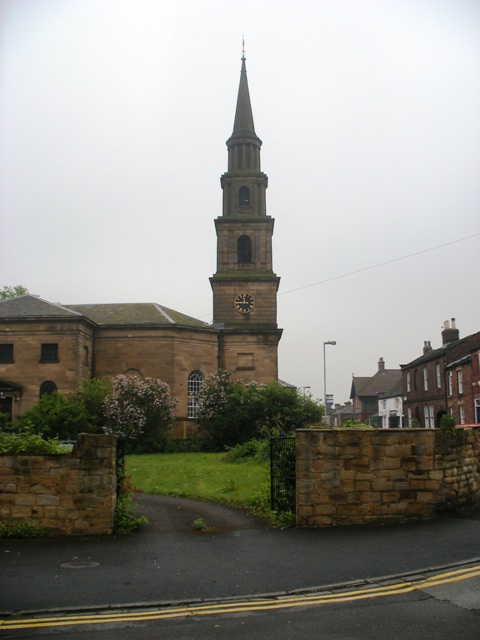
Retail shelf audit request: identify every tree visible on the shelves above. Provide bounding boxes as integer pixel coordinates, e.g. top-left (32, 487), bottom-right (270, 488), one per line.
top-left (195, 371), bottom-right (323, 450)
top-left (103, 375), bottom-right (177, 452)
top-left (0, 285), bottom-right (29, 300)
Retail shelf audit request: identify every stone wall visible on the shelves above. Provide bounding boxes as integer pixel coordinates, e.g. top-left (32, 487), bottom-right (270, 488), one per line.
top-left (296, 427), bottom-right (480, 527)
top-left (0, 433), bottom-right (117, 535)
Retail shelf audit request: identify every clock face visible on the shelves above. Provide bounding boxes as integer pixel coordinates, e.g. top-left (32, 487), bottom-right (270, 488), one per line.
top-left (233, 292), bottom-right (256, 314)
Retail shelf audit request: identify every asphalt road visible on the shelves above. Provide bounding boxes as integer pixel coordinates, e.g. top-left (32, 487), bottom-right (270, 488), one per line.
top-left (1, 496), bottom-right (480, 638)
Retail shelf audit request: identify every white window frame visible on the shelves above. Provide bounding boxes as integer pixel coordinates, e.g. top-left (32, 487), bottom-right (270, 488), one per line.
top-left (424, 405), bottom-right (434, 428)
top-left (436, 363), bottom-right (441, 389)
top-left (407, 408), bottom-right (412, 427)
top-left (423, 368), bottom-right (428, 391)
top-left (459, 405), bottom-right (465, 425)
top-left (187, 371), bottom-right (204, 419)
top-left (448, 371), bottom-right (453, 396)
top-left (406, 373), bottom-right (410, 393)
top-left (457, 369), bottom-right (464, 395)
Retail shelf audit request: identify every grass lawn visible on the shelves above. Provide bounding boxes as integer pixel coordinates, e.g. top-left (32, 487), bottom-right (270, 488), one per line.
top-left (126, 452), bottom-right (270, 512)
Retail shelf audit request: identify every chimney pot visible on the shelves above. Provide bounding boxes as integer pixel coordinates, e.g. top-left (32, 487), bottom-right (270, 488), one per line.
top-left (378, 357), bottom-right (385, 372)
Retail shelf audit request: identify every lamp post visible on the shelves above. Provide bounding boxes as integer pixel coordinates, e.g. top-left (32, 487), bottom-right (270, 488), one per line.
top-left (323, 340), bottom-right (336, 424)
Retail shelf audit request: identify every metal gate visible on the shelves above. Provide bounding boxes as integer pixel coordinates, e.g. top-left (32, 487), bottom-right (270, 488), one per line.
top-left (270, 436), bottom-right (296, 513)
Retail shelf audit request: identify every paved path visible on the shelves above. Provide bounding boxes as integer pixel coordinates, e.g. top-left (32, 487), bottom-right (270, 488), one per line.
top-left (1, 496), bottom-right (479, 616)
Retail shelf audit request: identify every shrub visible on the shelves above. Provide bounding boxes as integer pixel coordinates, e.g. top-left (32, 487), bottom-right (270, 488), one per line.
top-left (337, 419), bottom-right (372, 429)
top-left (103, 375), bottom-right (177, 453)
top-left (0, 521), bottom-right (46, 539)
top-left (195, 370), bottom-right (323, 451)
top-left (15, 392), bottom-right (91, 440)
top-left (0, 432), bottom-right (66, 455)
top-left (440, 413), bottom-right (457, 435)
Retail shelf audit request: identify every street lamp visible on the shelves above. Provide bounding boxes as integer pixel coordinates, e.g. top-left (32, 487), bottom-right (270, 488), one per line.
top-left (323, 341), bottom-right (336, 424)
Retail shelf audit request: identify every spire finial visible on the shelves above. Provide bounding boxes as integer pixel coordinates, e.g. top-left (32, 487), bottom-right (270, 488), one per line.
top-left (242, 36), bottom-right (245, 60)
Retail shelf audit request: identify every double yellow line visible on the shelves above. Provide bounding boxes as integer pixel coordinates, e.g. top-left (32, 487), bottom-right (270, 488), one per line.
top-left (2, 564), bottom-right (480, 632)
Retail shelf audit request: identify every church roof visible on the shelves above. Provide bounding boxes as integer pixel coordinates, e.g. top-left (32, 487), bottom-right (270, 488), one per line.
top-left (0, 295), bottom-right (209, 329)
top-left (67, 303), bottom-right (209, 328)
top-left (0, 295), bottom-right (82, 319)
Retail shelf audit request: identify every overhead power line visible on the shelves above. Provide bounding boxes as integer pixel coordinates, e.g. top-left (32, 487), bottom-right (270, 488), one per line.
top-left (195, 232), bottom-right (479, 318)
top-left (278, 233), bottom-right (480, 296)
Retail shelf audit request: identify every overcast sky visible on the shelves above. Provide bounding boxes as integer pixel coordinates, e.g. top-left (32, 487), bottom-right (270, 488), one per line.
top-left (1, 0), bottom-right (479, 405)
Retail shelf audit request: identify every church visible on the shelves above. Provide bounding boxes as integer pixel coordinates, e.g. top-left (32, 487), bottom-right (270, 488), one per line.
top-left (0, 55), bottom-right (283, 438)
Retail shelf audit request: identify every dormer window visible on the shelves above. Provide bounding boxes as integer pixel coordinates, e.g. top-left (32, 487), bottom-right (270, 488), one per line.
top-left (239, 186), bottom-right (250, 206)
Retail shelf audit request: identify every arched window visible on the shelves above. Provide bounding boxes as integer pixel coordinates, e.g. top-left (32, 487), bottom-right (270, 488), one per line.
top-left (237, 235), bottom-right (252, 264)
top-left (188, 371), bottom-right (204, 418)
top-left (39, 380), bottom-right (57, 397)
top-left (239, 186), bottom-right (250, 206)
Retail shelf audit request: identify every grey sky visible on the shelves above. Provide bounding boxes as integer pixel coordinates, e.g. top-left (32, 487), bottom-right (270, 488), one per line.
top-left (1, 0), bottom-right (479, 404)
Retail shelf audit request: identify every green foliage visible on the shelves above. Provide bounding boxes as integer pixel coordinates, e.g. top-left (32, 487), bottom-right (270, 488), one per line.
top-left (0, 521), bottom-right (46, 538)
top-left (195, 370), bottom-right (323, 450)
top-left (192, 517), bottom-right (207, 531)
top-left (221, 438), bottom-right (270, 464)
top-left (440, 413), bottom-right (457, 435)
top-left (114, 474), bottom-right (148, 534)
top-left (104, 375), bottom-right (177, 453)
top-left (75, 376), bottom-right (112, 431)
top-left (0, 285), bottom-right (29, 300)
top-left (14, 377), bottom-right (110, 441)
top-left (411, 419), bottom-right (421, 428)
top-left (336, 419), bottom-right (372, 429)
top-left (0, 431), bottom-right (66, 454)
top-left (15, 392), bottom-right (91, 440)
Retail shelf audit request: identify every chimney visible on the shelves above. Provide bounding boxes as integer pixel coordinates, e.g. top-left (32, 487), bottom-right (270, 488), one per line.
top-left (442, 318), bottom-right (460, 345)
top-left (378, 357), bottom-right (385, 372)
top-left (423, 340), bottom-right (433, 355)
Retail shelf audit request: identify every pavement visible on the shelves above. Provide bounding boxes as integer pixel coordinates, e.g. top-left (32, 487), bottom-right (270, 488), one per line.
top-left (1, 495), bottom-right (480, 616)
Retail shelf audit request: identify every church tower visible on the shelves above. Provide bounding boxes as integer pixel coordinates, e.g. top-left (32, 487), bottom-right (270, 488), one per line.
top-left (210, 53), bottom-right (282, 382)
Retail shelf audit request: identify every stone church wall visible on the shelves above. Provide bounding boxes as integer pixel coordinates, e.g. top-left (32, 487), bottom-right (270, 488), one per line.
top-left (0, 433), bottom-right (116, 535)
top-left (296, 427), bottom-right (480, 527)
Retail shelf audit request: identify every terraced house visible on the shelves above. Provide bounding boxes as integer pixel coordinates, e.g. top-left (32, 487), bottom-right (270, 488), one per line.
top-left (0, 54), bottom-right (282, 438)
top-left (401, 319), bottom-right (480, 428)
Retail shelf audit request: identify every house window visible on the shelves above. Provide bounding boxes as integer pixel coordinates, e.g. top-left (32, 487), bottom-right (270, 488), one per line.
top-left (457, 369), bottom-right (464, 395)
top-left (423, 368), bottom-right (428, 391)
top-left (239, 186), bottom-right (250, 206)
top-left (414, 370), bottom-right (418, 391)
top-left (436, 363), bottom-right (441, 388)
top-left (424, 405), bottom-right (434, 428)
top-left (459, 404), bottom-right (465, 425)
top-left (406, 373), bottom-right (410, 393)
top-left (407, 408), bottom-right (412, 427)
top-left (0, 344), bottom-right (14, 363)
top-left (40, 343), bottom-right (58, 362)
top-left (448, 371), bottom-right (453, 396)
top-left (475, 398), bottom-right (480, 423)
top-left (187, 371), bottom-right (204, 419)
top-left (39, 380), bottom-right (57, 397)
top-left (237, 235), bottom-right (252, 264)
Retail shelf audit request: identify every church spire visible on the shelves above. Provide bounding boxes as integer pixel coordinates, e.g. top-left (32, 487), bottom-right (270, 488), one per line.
top-left (228, 52), bottom-right (261, 145)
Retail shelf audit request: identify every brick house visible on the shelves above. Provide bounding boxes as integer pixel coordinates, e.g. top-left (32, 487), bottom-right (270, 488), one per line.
top-left (350, 358), bottom-right (402, 425)
top-left (0, 54), bottom-right (282, 438)
top-left (401, 319), bottom-right (480, 427)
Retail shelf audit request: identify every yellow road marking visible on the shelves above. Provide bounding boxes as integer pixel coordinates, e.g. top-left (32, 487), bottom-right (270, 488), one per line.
top-left (2, 564), bottom-right (479, 631)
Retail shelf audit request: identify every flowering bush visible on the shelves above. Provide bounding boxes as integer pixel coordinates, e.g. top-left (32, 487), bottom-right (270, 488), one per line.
top-left (103, 375), bottom-right (177, 452)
